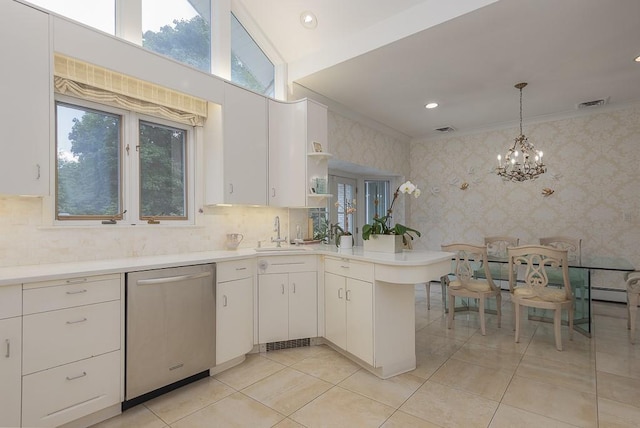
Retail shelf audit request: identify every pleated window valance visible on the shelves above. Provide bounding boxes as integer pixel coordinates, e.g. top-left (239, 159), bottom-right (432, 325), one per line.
top-left (54, 54), bottom-right (207, 126)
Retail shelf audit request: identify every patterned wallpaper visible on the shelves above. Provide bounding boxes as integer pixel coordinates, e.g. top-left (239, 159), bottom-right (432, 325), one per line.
top-left (409, 105), bottom-right (640, 288)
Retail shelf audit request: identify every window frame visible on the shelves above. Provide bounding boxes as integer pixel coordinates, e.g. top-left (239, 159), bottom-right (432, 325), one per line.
top-left (53, 94), bottom-right (195, 226)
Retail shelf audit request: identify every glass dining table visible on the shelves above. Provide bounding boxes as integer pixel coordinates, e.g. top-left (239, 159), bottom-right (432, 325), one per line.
top-left (439, 255), bottom-right (635, 337)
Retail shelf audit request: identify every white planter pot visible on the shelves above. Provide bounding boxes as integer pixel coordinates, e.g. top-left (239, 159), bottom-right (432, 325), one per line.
top-left (363, 234), bottom-right (404, 253)
top-left (339, 234), bottom-right (353, 249)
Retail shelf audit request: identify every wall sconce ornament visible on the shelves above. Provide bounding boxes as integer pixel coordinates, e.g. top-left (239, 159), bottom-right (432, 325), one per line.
top-left (541, 187), bottom-right (555, 197)
top-left (460, 182), bottom-right (469, 190)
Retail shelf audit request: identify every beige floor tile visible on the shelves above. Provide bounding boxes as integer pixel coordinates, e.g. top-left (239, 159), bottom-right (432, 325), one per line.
top-left (422, 317), bottom-right (479, 341)
top-left (415, 332), bottom-right (466, 358)
top-left (261, 344), bottom-right (335, 366)
top-left (214, 354), bottom-right (286, 390)
top-left (524, 338), bottom-right (595, 370)
top-left (502, 375), bottom-right (597, 428)
top-left (597, 370), bottom-right (640, 408)
top-left (338, 369), bottom-right (425, 408)
top-left (488, 403), bottom-right (579, 428)
top-left (290, 350), bottom-right (360, 384)
top-left (515, 355), bottom-right (596, 394)
top-left (596, 350), bottom-right (640, 380)
top-left (273, 418), bottom-right (306, 428)
top-left (143, 377), bottom-right (234, 424)
top-left (466, 328), bottom-right (531, 354)
top-left (399, 381), bottom-right (499, 428)
top-left (597, 397), bottom-right (640, 428)
top-left (410, 351), bottom-right (448, 380)
top-left (91, 405), bottom-right (167, 428)
top-left (429, 358), bottom-right (514, 401)
top-left (242, 367), bottom-right (333, 415)
top-left (171, 392), bottom-right (284, 428)
top-left (451, 342), bottom-right (523, 372)
top-left (290, 386), bottom-right (395, 428)
top-left (594, 331), bottom-right (639, 355)
top-left (380, 410), bottom-right (443, 427)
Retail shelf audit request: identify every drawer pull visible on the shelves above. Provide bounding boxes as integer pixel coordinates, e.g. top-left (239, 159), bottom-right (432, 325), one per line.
top-left (66, 317), bottom-right (88, 325)
top-left (340, 265), bottom-right (350, 269)
top-left (223, 295), bottom-right (228, 307)
top-left (65, 278), bottom-right (88, 284)
top-left (235, 267), bottom-right (247, 271)
top-left (5, 339), bottom-right (9, 358)
top-left (169, 363), bottom-right (184, 371)
top-left (66, 289), bottom-right (88, 295)
top-left (66, 371), bottom-right (87, 381)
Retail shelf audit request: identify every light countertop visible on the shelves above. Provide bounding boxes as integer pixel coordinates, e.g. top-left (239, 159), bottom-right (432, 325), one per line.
top-left (0, 245), bottom-right (453, 286)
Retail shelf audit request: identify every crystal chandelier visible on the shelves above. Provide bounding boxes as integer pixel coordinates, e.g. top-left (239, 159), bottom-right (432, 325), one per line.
top-left (496, 82), bottom-right (546, 182)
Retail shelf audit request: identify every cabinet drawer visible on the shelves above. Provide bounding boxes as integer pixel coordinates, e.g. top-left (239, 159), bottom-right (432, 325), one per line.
top-left (325, 257), bottom-right (374, 282)
top-left (22, 350), bottom-right (120, 428)
top-left (257, 255), bottom-right (317, 274)
top-left (0, 284), bottom-right (21, 319)
top-left (23, 300), bottom-right (121, 375)
top-left (23, 273), bottom-right (121, 315)
top-left (218, 259), bottom-right (254, 282)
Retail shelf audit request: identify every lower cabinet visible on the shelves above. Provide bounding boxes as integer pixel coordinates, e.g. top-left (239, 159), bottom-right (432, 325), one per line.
top-left (21, 273), bottom-right (123, 428)
top-left (216, 259), bottom-right (254, 365)
top-left (0, 316), bottom-right (21, 428)
top-left (324, 272), bottom-right (374, 365)
top-left (258, 271), bottom-right (317, 343)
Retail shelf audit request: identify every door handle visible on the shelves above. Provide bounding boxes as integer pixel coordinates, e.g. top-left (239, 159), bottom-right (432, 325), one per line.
top-left (338, 288), bottom-right (343, 299)
top-left (292, 283), bottom-right (296, 293)
top-left (223, 295), bottom-right (228, 307)
top-left (281, 284), bottom-right (285, 294)
top-left (5, 339), bottom-right (9, 358)
top-left (346, 290), bottom-right (351, 301)
top-left (136, 271), bottom-right (212, 285)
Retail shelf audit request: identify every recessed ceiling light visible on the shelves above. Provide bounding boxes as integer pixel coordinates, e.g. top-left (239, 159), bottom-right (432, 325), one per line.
top-left (300, 11), bottom-right (317, 29)
top-left (425, 102), bottom-right (438, 109)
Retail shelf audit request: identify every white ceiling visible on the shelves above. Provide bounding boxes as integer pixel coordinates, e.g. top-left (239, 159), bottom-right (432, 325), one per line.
top-left (236, 0), bottom-right (640, 140)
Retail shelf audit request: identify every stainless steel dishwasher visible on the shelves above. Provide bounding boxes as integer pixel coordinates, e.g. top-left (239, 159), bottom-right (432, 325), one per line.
top-left (125, 263), bottom-right (215, 405)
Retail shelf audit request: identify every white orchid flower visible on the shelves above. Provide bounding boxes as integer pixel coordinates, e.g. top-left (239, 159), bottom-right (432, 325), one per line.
top-left (414, 188), bottom-right (421, 198)
top-left (399, 181), bottom-right (416, 194)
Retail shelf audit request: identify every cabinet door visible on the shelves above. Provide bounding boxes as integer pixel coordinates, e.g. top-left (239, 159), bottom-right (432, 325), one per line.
top-left (346, 278), bottom-right (374, 365)
top-left (0, 1), bottom-right (50, 196)
top-left (268, 100), bottom-right (306, 207)
top-left (217, 277), bottom-right (254, 364)
top-left (222, 83), bottom-right (268, 205)
top-left (324, 272), bottom-right (346, 349)
top-left (288, 271), bottom-right (317, 340)
top-left (0, 317), bottom-right (21, 428)
top-left (258, 273), bottom-right (289, 343)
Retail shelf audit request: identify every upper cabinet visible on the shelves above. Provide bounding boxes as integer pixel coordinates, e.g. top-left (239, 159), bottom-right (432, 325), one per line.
top-left (268, 98), bottom-right (329, 208)
top-left (0, 1), bottom-right (51, 196)
top-left (205, 82), bottom-right (268, 205)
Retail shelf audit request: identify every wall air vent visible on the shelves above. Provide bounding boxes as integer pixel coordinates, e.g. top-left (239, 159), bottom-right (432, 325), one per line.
top-left (577, 98), bottom-right (608, 109)
top-left (434, 126), bottom-right (456, 133)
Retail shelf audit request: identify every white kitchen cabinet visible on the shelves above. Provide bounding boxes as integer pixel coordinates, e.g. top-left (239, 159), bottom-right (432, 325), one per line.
top-left (324, 271), bottom-right (374, 366)
top-left (268, 98), bottom-right (329, 207)
top-left (257, 255), bottom-right (318, 343)
top-left (0, 0), bottom-right (50, 196)
top-left (0, 284), bottom-right (22, 428)
top-left (22, 274), bottom-right (123, 428)
top-left (205, 82), bottom-right (268, 205)
top-left (216, 259), bottom-right (254, 365)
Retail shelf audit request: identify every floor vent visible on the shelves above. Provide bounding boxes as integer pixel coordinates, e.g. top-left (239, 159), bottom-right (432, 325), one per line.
top-left (266, 338), bottom-right (310, 351)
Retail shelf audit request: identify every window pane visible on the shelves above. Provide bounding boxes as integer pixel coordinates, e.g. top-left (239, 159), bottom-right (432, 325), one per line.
top-left (365, 180), bottom-right (390, 225)
top-left (336, 182), bottom-right (355, 234)
top-left (56, 103), bottom-right (121, 218)
top-left (27, 0), bottom-right (115, 34)
top-left (142, 0), bottom-right (211, 73)
top-left (231, 13), bottom-right (274, 97)
top-left (139, 121), bottom-right (187, 219)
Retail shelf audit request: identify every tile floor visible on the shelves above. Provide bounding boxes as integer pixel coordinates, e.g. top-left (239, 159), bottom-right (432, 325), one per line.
top-left (93, 286), bottom-right (640, 428)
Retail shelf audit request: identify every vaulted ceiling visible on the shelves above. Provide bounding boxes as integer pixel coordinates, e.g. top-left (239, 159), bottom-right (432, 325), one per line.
top-left (237, 0), bottom-right (640, 140)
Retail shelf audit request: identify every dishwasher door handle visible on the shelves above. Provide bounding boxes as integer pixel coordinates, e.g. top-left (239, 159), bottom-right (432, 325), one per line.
top-left (136, 271), bottom-right (212, 285)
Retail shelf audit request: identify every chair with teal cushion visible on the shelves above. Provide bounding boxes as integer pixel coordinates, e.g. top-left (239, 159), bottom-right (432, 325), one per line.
top-left (441, 243), bottom-right (502, 335)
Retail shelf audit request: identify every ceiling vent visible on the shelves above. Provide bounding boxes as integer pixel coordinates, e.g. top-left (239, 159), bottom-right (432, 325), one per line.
top-left (434, 126), bottom-right (456, 133)
top-left (577, 97), bottom-right (608, 109)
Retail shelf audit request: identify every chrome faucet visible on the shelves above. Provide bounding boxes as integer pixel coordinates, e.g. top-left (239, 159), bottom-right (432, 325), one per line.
top-left (271, 215), bottom-right (287, 247)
